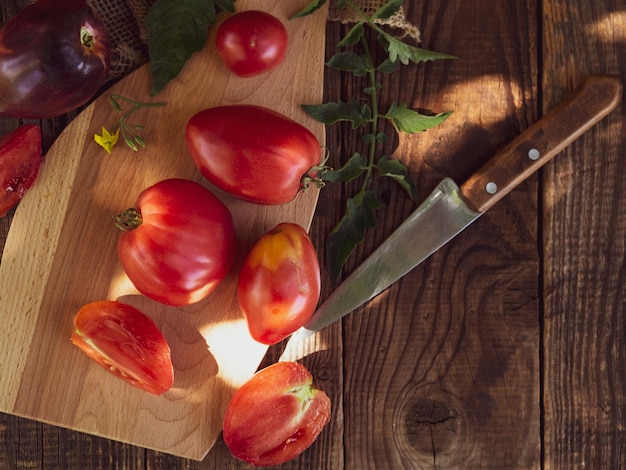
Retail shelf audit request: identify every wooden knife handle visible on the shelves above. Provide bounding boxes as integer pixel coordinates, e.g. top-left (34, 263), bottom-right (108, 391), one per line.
top-left (460, 74), bottom-right (622, 213)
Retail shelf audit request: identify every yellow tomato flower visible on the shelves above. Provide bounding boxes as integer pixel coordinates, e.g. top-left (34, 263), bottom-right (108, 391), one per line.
top-left (94, 127), bottom-right (120, 154)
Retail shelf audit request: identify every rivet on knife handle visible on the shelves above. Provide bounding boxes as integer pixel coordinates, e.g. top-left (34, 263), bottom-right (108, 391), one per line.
top-left (461, 74), bottom-right (623, 213)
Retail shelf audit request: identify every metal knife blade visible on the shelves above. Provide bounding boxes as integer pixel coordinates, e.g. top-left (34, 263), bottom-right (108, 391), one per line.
top-left (284, 74), bottom-right (622, 349)
top-left (288, 177), bottom-right (479, 344)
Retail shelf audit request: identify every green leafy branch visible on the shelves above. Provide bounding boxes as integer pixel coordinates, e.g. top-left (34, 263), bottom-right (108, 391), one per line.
top-left (94, 95), bottom-right (165, 153)
top-left (294, 0), bottom-right (456, 281)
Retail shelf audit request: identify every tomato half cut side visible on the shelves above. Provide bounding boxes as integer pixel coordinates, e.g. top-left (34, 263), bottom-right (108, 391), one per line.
top-left (0, 124), bottom-right (42, 217)
top-left (223, 361), bottom-right (331, 466)
top-left (71, 300), bottom-right (174, 395)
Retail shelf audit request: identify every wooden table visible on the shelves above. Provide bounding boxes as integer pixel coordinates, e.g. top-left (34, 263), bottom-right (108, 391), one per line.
top-left (1, 0), bottom-right (624, 468)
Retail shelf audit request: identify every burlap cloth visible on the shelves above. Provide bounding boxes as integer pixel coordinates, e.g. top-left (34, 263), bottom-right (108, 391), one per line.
top-left (83, 0), bottom-right (421, 81)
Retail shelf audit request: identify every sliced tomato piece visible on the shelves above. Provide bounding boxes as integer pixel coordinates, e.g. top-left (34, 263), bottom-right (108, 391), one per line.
top-left (223, 361), bottom-right (331, 466)
top-left (0, 124), bottom-right (42, 217)
top-left (71, 300), bottom-right (174, 395)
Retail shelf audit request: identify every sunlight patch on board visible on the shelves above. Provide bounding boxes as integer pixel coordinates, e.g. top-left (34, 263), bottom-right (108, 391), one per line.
top-left (199, 319), bottom-right (268, 388)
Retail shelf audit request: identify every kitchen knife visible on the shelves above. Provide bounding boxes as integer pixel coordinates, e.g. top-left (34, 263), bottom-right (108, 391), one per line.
top-left (284, 74), bottom-right (622, 348)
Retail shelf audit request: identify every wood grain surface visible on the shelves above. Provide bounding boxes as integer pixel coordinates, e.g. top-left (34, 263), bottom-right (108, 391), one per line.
top-left (1, 0), bottom-right (625, 468)
top-left (0, 0), bottom-right (327, 462)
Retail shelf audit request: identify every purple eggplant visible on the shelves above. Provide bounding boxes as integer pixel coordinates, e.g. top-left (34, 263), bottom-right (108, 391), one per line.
top-left (0, 0), bottom-right (111, 118)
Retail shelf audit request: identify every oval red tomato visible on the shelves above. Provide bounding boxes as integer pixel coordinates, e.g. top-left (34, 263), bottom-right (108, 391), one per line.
top-left (115, 178), bottom-right (237, 306)
top-left (215, 10), bottom-right (288, 77)
top-left (186, 105), bottom-right (321, 205)
top-left (223, 361), bottom-right (331, 466)
top-left (238, 223), bottom-right (320, 345)
top-left (71, 300), bottom-right (174, 395)
top-left (0, 125), bottom-right (42, 217)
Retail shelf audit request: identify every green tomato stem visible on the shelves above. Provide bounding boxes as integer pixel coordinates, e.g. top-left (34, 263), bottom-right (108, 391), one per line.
top-left (114, 208), bottom-right (143, 231)
top-left (360, 33), bottom-right (378, 195)
top-left (109, 94), bottom-right (166, 152)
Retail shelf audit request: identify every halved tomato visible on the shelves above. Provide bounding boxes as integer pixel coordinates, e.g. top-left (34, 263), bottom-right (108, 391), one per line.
top-left (0, 124), bottom-right (42, 217)
top-left (223, 361), bottom-right (331, 466)
top-left (71, 300), bottom-right (174, 395)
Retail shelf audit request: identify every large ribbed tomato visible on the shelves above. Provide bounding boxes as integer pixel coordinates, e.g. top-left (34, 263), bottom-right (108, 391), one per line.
top-left (115, 178), bottom-right (237, 306)
top-left (238, 223), bottom-right (320, 345)
top-left (185, 105), bottom-right (321, 205)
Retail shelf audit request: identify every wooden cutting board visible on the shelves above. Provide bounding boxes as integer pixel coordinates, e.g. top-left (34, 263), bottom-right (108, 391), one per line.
top-left (0, 0), bottom-right (327, 460)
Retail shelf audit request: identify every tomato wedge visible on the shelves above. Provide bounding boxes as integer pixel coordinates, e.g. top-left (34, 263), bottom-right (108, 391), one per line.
top-left (71, 300), bottom-right (174, 395)
top-left (0, 124), bottom-right (42, 217)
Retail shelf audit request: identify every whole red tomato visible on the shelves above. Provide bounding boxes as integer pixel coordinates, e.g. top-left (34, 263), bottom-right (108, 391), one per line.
top-left (71, 300), bottom-right (174, 395)
top-left (0, 125), bottom-right (42, 217)
top-left (223, 361), bottom-right (331, 466)
top-left (186, 105), bottom-right (321, 205)
top-left (238, 223), bottom-right (320, 345)
top-left (0, 0), bottom-right (110, 118)
top-left (215, 10), bottom-right (288, 77)
top-left (115, 178), bottom-right (237, 306)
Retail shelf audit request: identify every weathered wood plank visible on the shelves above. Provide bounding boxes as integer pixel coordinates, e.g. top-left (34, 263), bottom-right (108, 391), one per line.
top-left (542, 0), bottom-right (626, 468)
top-left (326, 1), bottom-right (542, 468)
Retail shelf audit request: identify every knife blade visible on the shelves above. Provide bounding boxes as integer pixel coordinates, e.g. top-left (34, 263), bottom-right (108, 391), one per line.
top-left (284, 74), bottom-right (622, 349)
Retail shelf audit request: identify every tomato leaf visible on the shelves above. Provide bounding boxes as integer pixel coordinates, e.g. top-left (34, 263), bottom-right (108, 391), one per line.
top-left (378, 33), bottom-right (457, 65)
top-left (373, 0), bottom-right (403, 20)
top-left (327, 51), bottom-right (370, 76)
top-left (146, 0), bottom-right (235, 96)
top-left (385, 102), bottom-right (452, 134)
top-left (378, 58), bottom-right (399, 74)
top-left (214, 0), bottom-right (235, 11)
top-left (290, 0), bottom-right (327, 19)
top-left (323, 153), bottom-right (367, 183)
top-left (375, 156), bottom-right (418, 201)
top-left (326, 189), bottom-right (380, 281)
top-left (339, 22), bottom-right (366, 47)
top-left (302, 101), bottom-right (371, 129)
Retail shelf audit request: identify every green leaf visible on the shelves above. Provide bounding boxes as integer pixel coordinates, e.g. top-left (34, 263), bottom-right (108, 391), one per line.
top-left (375, 156), bottom-right (418, 201)
top-left (326, 190), bottom-right (380, 281)
top-left (379, 33), bottom-right (457, 65)
top-left (214, 0), bottom-right (235, 11)
top-left (302, 101), bottom-right (371, 128)
top-left (373, 0), bottom-right (403, 20)
top-left (378, 58), bottom-right (399, 74)
top-left (327, 51), bottom-right (370, 76)
top-left (362, 133), bottom-right (376, 144)
top-left (338, 22), bottom-right (365, 47)
top-left (323, 153), bottom-right (367, 183)
top-left (290, 0), bottom-right (327, 19)
top-left (385, 102), bottom-right (452, 133)
top-left (109, 95), bottom-right (122, 112)
top-left (146, 0), bottom-right (222, 96)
